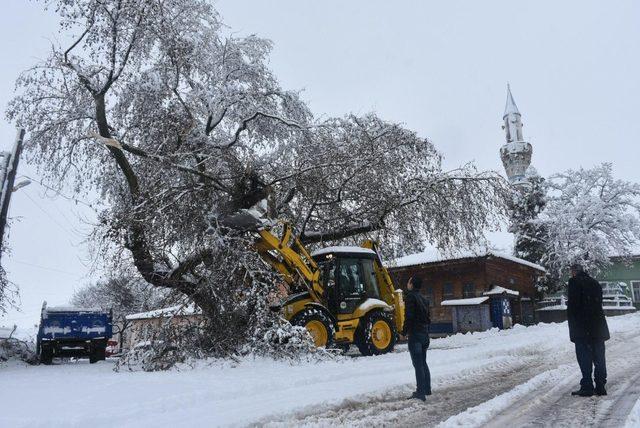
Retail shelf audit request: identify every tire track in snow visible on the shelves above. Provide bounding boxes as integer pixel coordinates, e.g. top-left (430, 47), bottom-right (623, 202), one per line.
top-left (446, 329), bottom-right (640, 428)
top-left (257, 357), bottom-right (548, 427)
top-left (599, 371), bottom-right (640, 428)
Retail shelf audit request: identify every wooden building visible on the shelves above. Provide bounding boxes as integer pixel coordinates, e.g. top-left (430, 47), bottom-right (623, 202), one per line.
top-left (388, 251), bottom-right (546, 335)
top-left (123, 304), bottom-right (203, 350)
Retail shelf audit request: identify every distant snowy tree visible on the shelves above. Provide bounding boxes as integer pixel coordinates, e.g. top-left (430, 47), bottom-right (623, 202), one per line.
top-left (540, 163), bottom-right (640, 289)
top-left (71, 275), bottom-right (167, 321)
top-left (7, 0), bottom-right (508, 358)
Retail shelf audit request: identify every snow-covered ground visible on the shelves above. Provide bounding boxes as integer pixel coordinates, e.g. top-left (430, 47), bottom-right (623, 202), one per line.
top-left (2, 313), bottom-right (640, 428)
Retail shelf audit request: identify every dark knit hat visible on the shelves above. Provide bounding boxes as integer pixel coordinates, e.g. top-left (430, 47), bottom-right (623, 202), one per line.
top-left (570, 263), bottom-right (584, 273)
top-left (410, 276), bottom-right (423, 290)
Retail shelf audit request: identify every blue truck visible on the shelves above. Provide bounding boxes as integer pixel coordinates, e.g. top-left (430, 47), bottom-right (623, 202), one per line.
top-left (36, 302), bottom-right (113, 364)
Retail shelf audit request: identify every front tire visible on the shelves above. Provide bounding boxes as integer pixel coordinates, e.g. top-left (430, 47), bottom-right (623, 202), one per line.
top-left (355, 310), bottom-right (396, 356)
top-left (290, 307), bottom-right (335, 349)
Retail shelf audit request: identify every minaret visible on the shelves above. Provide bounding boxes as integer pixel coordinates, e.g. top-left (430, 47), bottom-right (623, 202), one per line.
top-left (500, 84), bottom-right (532, 188)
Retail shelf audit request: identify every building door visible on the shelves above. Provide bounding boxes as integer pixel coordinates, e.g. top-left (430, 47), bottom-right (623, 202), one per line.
top-left (490, 298), bottom-right (503, 329)
top-left (520, 300), bottom-right (535, 325)
top-left (457, 306), bottom-right (483, 333)
top-left (632, 281), bottom-right (640, 303)
top-left (490, 297), bottom-right (513, 329)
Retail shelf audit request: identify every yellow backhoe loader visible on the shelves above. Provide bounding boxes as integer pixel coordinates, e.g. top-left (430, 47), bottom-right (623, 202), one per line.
top-left (253, 222), bottom-right (405, 356)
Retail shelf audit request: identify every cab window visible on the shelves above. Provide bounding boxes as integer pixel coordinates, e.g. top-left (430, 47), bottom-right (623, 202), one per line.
top-left (361, 259), bottom-right (381, 299)
top-left (338, 259), bottom-right (365, 296)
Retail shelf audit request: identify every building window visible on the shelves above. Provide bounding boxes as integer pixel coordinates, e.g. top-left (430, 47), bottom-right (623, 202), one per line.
top-left (463, 283), bottom-right (475, 298)
top-left (443, 283), bottom-right (454, 300)
top-left (423, 286), bottom-right (435, 307)
top-left (632, 281), bottom-right (640, 303)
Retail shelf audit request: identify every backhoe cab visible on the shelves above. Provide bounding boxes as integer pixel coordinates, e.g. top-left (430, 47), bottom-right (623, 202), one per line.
top-left (254, 223), bottom-right (405, 356)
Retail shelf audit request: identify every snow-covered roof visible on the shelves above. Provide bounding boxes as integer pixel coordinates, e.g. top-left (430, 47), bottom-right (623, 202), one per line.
top-left (503, 83), bottom-right (520, 118)
top-left (311, 246), bottom-right (376, 257)
top-left (391, 249), bottom-right (545, 272)
top-left (441, 297), bottom-right (489, 306)
top-left (46, 306), bottom-right (104, 313)
top-left (483, 286), bottom-right (520, 297)
top-left (126, 304), bottom-right (199, 321)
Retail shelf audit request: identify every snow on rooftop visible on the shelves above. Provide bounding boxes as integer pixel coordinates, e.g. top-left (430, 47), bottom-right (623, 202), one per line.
top-left (483, 286), bottom-right (520, 297)
top-left (126, 304), bottom-right (199, 321)
top-left (46, 306), bottom-right (104, 313)
top-left (493, 253), bottom-right (545, 271)
top-left (441, 297), bottom-right (489, 306)
top-left (311, 246), bottom-right (376, 257)
top-left (391, 249), bottom-right (545, 272)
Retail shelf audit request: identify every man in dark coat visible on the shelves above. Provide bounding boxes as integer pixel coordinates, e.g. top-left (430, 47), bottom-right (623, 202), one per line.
top-left (567, 263), bottom-right (610, 397)
top-left (402, 276), bottom-right (431, 401)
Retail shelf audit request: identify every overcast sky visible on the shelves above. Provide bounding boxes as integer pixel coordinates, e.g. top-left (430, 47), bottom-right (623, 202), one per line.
top-left (1, 0), bottom-right (639, 327)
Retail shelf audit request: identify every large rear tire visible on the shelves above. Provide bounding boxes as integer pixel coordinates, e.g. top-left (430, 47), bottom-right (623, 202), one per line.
top-left (355, 310), bottom-right (396, 356)
top-left (89, 346), bottom-right (105, 364)
top-left (290, 307), bottom-right (335, 349)
top-left (39, 348), bottom-right (53, 365)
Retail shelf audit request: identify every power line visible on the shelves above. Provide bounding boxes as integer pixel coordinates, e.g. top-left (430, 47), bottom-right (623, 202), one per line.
top-left (22, 191), bottom-right (82, 238)
top-left (17, 175), bottom-right (97, 210)
top-left (9, 259), bottom-right (82, 277)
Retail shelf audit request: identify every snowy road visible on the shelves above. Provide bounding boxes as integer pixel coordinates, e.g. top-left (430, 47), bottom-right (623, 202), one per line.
top-left (445, 327), bottom-right (640, 428)
top-left (263, 314), bottom-right (640, 428)
top-left (1, 313), bottom-right (639, 427)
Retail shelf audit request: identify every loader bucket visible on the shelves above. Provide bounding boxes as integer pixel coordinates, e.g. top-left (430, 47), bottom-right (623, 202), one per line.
top-left (219, 209), bottom-right (265, 230)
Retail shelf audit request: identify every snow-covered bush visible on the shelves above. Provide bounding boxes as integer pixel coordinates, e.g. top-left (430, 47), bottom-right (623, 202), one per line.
top-left (0, 329), bottom-right (38, 365)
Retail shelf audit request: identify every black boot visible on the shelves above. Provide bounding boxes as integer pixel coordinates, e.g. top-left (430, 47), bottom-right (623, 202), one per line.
top-left (595, 385), bottom-right (607, 396)
top-left (571, 388), bottom-right (594, 397)
top-left (407, 392), bottom-right (426, 401)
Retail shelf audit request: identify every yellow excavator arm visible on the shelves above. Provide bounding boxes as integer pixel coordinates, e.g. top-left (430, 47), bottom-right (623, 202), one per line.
top-left (253, 222), bottom-right (324, 302)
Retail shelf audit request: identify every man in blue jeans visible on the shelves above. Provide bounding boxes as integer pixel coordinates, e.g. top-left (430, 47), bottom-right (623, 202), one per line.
top-left (567, 263), bottom-right (610, 397)
top-left (402, 276), bottom-right (431, 401)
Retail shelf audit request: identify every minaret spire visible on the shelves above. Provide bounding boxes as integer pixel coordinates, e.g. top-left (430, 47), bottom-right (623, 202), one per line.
top-left (503, 83), bottom-right (520, 118)
top-left (500, 84), bottom-right (532, 189)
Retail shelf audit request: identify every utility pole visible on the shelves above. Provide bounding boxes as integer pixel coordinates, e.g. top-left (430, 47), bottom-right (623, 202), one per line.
top-left (0, 129), bottom-right (25, 256)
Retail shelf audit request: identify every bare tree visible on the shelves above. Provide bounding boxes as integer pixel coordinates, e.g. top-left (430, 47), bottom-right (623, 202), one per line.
top-left (0, 264), bottom-right (16, 315)
top-left (71, 275), bottom-right (166, 319)
top-left (7, 0), bottom-right (508, 357)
